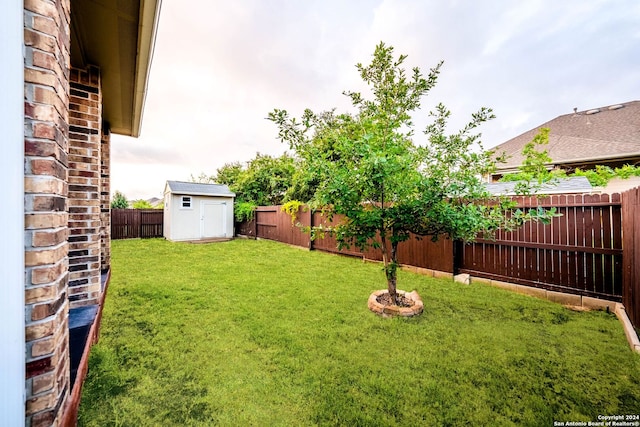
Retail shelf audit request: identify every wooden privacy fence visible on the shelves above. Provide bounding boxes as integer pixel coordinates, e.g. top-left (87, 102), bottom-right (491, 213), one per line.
top-left (111, 209), bottom-right (164, 239)
top-left (457, 194), bottom-right (623, 301)
top-left (236, 189), bottom-right (640, 328)
top-left (622, 188), bottom-right (640, 328)
top-left (240, 206), bottom-right (457, 273)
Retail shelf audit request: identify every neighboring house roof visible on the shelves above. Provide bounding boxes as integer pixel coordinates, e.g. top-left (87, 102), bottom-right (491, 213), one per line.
top-left (485, 176), bottom-right (593, 196)
top-left (70, 0), bottom-right (162, 137)
top-left (492, 101), bottom-right (640, 174)
top-left (165, 181), bottom-right (236, 197)
top-left (146, 197), bottom-right (163, 207)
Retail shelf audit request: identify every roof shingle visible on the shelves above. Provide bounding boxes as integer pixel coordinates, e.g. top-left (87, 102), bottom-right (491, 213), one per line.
top-left (493, 101), bottom-right (640, 171)
top-left (165, 181), bottom-right (235, 197)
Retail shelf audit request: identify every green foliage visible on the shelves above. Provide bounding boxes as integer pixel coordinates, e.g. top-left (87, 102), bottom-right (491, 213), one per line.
top-left (587, 164), bottom-right (640, 186)
top-left (235, 153), bottom-right (296, 206)
top-left (614, 164), bottom-right (640, 179)
top-left (78, 239), bottom-right (640, 426)
top-left (498, 128), bottom-right (567, 194)
top-left (519, 127), bottom-right (552, 180)
top-left (234, 201), bottom-right (256, 222)
top-left (269, 42), bottom-right (554, 301)
top-left (132, 199), bottom-right (155, 209)
top-left (501, 129), bottom-right (640, 187)
top-left (212, 154), bottom-right (296, 207)
top-left (198, 155), bottom-right (299, 221)
top-left (213, 162), bottom-right (244, 186)
top-left (110, 190), bottom-right (128, 209)
top-left (189, 172), bottom-right (216, 184)
top-left (281, 200), bottom-right (306, 224)
top-left (572, 165), bottom-right (615, 187)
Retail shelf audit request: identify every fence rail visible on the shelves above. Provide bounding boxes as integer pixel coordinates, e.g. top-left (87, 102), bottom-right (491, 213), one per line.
top-left (111, 209), bottom-right (164, 239)
top-left (458, 194), bottom-right (623, 301)
top-left (235, 189), bottom-right (640, 328)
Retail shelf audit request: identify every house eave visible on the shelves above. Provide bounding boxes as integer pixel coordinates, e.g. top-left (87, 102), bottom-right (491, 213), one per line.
top-left (70, 0), bottom-right (162, 137)
top-left (130, 0), bottom-right (162, 137)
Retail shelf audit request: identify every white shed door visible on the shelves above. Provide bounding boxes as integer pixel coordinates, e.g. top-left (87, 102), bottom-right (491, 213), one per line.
top-left (201, 201), bottom-right (227, 238)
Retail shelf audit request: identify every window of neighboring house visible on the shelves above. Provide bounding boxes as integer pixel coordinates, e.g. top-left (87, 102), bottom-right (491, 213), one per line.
top-left (181, 196), bottom-right (192, 209)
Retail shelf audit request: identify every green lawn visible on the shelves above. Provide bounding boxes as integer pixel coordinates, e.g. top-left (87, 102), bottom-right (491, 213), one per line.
top-left (78, 238), bottom-right (640, 426)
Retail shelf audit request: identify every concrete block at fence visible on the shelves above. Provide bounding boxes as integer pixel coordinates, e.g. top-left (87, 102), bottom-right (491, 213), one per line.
top-left (471, 277), bottom-right (492, 286)
top-left (514, 284), bottom-right (547, 299)
top-left (581, 296), bottom-right (617, 312)
top-left (454, 274), bottom-right (470, 285)
top-left (489, 280), bottom-right (517, 292)
top-left (432, 270), bottom-right (453, 280)
top-left (546, 290), bottom-right (581, 306)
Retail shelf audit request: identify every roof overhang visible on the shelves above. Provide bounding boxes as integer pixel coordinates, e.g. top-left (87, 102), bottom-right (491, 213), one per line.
top-left (70, 0), bottom-right (162, 137)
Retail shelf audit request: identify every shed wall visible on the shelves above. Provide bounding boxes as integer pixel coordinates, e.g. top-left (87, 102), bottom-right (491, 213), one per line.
top-left (165, 194), bottom-right (234, 241)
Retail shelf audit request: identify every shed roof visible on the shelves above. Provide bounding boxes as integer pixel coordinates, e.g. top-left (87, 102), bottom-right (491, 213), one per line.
top-left (485, 176), bottom-right (593, 196)
top-left (492, 101), bottom-right (640, 172)
top-left (165, 181), bottom-right (235, 197)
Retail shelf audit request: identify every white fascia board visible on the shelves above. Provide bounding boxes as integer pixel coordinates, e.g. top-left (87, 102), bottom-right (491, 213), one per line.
top-left (0, 0), bottom-right (26, 425)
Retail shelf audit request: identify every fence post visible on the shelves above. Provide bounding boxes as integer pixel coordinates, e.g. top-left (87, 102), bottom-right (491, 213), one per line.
top-left (308, 207), bottom-right (313, 250)
top-left (453, 239), bottom-right (463, 275)
top-left (254, 212), bottom-right (258, 238)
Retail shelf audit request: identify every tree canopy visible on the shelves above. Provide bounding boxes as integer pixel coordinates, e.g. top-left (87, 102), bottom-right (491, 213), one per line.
top-left (110, 190), bottom-right (128, 209)
top-left (269, 42), bottom-right (553, 304)
top-left (132, 199), bottom-right (157, 209)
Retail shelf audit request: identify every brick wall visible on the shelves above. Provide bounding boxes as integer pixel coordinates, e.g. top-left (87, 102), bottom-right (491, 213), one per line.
top-left (23, 0), bottom-right (72, 425)
top-left (68, 66), bottom-right (103, 308)
top-left (100, 126), bottom-right (111, 271)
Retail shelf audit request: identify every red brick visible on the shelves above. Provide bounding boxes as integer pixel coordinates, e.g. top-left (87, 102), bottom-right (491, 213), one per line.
top-left (31, 292), bottom-right (66, 321)
top-left (26, 356), bottom-right (53, 379)
top-left (24, 67), bottom-right (58, 88)
top-left (26, 391), bottom-right (55, 415)
top-left (32, 49), bottom-right (56, 72)
top-left (32, 372), bottom-right (55, 395)
top-left (30, 158), bottom-right (66, 179)
top-left (25, 102), bottom-right (58, 122)
top-left (33, 228), bottom-right (68, 247)
top-left (24, 176), bottom-right (65, 195)
top-left (31, 408), bottom-right (55, 427)
top-left (25, 243), bottom-right (68, 267)
top-left (25, 212), bottom-right (68, 230)
top-left (32, 122), bottom-right (56, 139)
top-left (32, 14), bottom-right (57, 35)
top-left (24, 28), bottom-right (56, 53)
top-left (24, 0), bottom-right (57, 18)
top-left (32, 261), bottom-right (66, 285)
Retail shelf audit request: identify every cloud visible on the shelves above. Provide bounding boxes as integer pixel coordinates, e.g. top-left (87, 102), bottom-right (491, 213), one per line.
top-left (115, 0), bottom-right (640, 198)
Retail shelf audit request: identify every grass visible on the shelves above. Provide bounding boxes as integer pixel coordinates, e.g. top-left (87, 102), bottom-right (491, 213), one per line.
top-left (78, 238), bottom-right (640, 426)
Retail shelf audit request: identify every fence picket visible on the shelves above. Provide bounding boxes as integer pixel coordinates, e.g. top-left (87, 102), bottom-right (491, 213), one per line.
top-left (111, 209), bottom-right (163, 239)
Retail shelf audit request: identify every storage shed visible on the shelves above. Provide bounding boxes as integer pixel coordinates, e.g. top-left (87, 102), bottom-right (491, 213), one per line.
top-left (164, 181), bottom-right (235, 241)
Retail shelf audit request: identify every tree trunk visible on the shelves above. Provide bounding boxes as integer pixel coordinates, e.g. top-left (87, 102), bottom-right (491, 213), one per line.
top-left (382, 234), bottom-right (399, 305)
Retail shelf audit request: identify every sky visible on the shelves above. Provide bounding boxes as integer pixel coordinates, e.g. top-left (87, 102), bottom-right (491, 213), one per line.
top-left (111, 0), bottom-right (640, 200)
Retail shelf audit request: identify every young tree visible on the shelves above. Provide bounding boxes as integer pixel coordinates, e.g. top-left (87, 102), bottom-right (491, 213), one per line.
top-left (189, 172), bottom-right (216, 184)
top-left (110, 190), bottom-right (128, 209)
top-left (269, 42), bottom-right (553, 305)
top-left (499, 127), bottom-right (566, 193)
